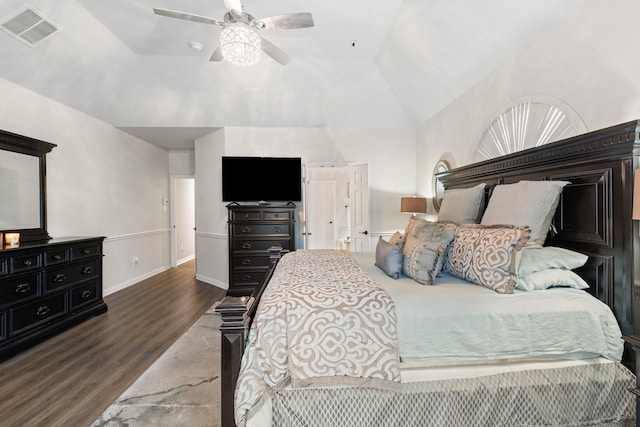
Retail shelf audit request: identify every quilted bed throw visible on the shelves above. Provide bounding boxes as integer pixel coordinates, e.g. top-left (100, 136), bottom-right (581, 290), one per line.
top-left (235, 249), bottom-right (401, 427)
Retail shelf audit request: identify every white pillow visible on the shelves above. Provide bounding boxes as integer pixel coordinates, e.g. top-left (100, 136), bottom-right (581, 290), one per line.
top-left (518, 246), bottom-right (588, 277)
top-left (438, 183), bottom-right (486, 224)
top-left (481, 180), bottom-right (570, 246)
top-left (517, 269), bottom-right (589, 291)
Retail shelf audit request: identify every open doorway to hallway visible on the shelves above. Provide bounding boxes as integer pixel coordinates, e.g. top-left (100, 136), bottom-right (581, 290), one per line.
top-left (171, 176), bottom-right (196, 267)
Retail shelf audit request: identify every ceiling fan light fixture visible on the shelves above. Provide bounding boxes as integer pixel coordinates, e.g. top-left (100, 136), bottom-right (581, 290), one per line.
top-left (220, 23), bottom-right (261, 66)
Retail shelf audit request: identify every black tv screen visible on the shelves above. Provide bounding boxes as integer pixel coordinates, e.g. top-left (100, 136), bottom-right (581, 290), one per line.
top-left (222, 156), bottom-right (302, 202)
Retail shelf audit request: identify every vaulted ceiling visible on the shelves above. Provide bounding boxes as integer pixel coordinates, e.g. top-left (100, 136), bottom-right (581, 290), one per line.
top-left (0, 0), bottom-right (588, 149)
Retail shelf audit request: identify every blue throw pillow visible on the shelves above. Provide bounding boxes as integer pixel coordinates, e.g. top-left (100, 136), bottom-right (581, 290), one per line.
top-left (375, 237), bottom-right (403, 279)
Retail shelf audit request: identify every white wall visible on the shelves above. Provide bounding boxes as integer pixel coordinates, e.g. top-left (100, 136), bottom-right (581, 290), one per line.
top-left (0, 77), bottom-right (171, 296)
top-left (416, 0), bottom-right (640, 197)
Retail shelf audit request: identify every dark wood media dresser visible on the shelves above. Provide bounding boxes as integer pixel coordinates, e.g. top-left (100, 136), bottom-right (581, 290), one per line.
top-left (226, 203), bottom-right (296, 296)
top-left (0, 236), bottom-right (106, 358)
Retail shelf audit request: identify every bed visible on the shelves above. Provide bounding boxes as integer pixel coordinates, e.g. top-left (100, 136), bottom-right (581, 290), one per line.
top-left (217, 120), bottom-right (640, 427)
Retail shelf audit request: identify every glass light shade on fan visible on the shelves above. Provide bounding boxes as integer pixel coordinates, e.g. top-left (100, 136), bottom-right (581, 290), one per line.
top-left (220, 23), bottom-right (262, 66)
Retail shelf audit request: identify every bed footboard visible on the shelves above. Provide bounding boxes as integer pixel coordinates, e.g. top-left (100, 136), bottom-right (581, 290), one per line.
top-left (216, 246), bottom-right (284, 427)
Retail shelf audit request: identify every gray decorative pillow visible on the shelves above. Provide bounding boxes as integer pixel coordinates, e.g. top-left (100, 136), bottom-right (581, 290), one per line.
top-left (480, 180), bottom-right (570, 246)
top-left (438, 183), bottom-right (486, 224)
top-left (375, 237), bottom-right (403, 279)
top-left (402, 235), bottom-right (450, 285)
top-left (518, 246), bottom-right (588, 277)
top-left (402, 222), bottom-right (455, 285)
top-left (444, 224), bottom-right (531, 294)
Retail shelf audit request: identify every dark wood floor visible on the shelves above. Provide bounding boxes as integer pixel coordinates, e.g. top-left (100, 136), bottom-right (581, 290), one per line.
top-left (0, 260), bottom-right (226, 427)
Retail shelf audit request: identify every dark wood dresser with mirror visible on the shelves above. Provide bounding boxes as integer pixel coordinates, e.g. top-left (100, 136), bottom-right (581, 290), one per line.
top-left (0, 129), bottom-right (107, 359)
top-left (227, 203), bottom-right (296, 296)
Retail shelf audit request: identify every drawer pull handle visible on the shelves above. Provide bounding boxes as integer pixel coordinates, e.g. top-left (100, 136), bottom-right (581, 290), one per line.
top-left (82, 249), bottom-right (91, 255)
top-left (15, 283), bottom-right (31, 293)
top-left (242, 259), bottom-right (252, 265)
top-left (82, 266), bottom-right (94, 275)
top-left (242, 226), bottom-right (252, 233)
top-left (81, 290), bottom-right (92, 299)
top-left (273, 227), bottom-right (281, 233)
top-left (242, 214), bottom-right (249, 219)
top-left (53, 273), bottom-right (66, 283)
top-left (23, 260), bottom-right (33, 267)
top-left (36, 306), bottom-right (50, 316)
top-left (242, 243), bottom-right (252, 249)
top-left (242, 275), bottom-right (252, 281)
top-left (53, 254), bottom-right (63, 261)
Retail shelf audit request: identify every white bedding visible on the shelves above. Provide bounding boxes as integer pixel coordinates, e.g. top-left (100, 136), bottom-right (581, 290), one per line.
top-left (242, 250), bottom-right (632, 427)
top-left (350, 251), bottom-right (624, 364)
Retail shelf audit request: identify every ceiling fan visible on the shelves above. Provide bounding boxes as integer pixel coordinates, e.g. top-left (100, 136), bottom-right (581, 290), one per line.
top-left (153, 0), bottom-right (314, 66)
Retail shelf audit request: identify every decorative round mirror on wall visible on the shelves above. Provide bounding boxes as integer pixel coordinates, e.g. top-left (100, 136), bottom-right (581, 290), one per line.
top-left (431, 160), bottom-right (450, 213)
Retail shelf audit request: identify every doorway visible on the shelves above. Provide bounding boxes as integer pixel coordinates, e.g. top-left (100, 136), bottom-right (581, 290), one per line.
top-left (304, 164), bottom-right (370, 251)
top-left (170, 176), bottom-right (196, 268)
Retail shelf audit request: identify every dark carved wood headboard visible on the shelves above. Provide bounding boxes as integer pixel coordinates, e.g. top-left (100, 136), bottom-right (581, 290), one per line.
top-left (437, 120), bottom-right (640, 372)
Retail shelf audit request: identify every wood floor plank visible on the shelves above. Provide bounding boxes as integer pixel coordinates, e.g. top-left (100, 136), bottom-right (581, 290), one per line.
top-left (0, 260), bottom-right (226, 427)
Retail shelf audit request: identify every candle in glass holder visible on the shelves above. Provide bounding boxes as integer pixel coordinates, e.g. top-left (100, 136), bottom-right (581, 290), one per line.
top-left (4, 233), bottom-right (20, 247)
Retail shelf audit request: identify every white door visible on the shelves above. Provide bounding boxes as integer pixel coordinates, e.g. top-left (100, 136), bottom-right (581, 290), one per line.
top-left (349, 164), bottom-right (370, 252)
top-left (306, 181), bottom-right (336, 249)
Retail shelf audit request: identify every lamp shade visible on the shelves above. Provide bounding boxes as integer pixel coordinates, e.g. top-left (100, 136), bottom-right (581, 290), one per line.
top-left (633, 169), bottom-right (640, 220)
top-left (401, 197), bottom-right (427, 214)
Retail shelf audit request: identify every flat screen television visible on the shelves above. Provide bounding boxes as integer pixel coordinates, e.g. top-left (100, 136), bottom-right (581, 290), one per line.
top-left (222, 156), bottom-right (302, 202)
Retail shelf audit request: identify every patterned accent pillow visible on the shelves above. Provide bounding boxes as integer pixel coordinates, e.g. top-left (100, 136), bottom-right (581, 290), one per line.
top-left (480, 180), bottom-right (569, 246)
top-left (444, 224), bottom-right (531, 294)
top-left (375, 237), bottom-right (403, 279)
top-left (388, 231), bottom-right (406, 251)
top-left (402, 222), bottom-right (455, 285)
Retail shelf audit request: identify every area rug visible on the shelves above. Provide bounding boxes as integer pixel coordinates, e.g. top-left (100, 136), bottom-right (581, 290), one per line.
top-left (91, 306), bottom-right (222, 427)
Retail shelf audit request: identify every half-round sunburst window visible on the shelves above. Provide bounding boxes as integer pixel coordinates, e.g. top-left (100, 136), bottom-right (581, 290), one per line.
top-left (472, 99), bottom-right (586, 162)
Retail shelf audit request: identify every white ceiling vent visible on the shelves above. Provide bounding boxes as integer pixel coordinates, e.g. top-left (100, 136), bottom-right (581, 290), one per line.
top-left (1, 5), bottom-right (60, 47)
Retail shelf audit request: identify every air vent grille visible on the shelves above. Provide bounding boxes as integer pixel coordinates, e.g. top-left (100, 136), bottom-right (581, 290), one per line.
top-left (1, 5), bottom-right (60, 47)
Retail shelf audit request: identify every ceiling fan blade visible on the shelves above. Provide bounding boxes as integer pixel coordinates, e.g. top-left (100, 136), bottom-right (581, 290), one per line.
top-left (223, 0), bottom-right (243, 14)
top-left (153, 8), bottom-right (224, 26)
top-left (255, 13), bottom-right (314, 30)
top-left (209, 45), bottom-right (223, 62)
top-left (260, 37), bottom-right (291, 65)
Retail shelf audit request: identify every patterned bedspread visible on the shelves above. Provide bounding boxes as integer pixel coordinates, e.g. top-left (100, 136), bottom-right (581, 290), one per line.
top-left (235, 249), bottom-right (401, 427)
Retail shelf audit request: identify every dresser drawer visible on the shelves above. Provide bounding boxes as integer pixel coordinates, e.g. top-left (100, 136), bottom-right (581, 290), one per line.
top-left (45, 260), bottom-right (99, 292)
top-left (232, 223), bottom-right (291, 236)
top-left (45, 248), bottom-right (71, 266)
top-left (231, 255), bottom-right (273, 271)
top-left (263, 210), bottom-right (293, 221)
top-left (70, 282), bottom-right (99, 309)
top-left (10, 252), bottom-right (43, 274)
top-left (231, 239), bottom-right (291, 252)
top-left (11, 293), bottom-right (67, 335)
top-left (0, 273), bottom-right (40, 307)
top-left (72, 243), bottom-right (101, 260)
top-left (230, 210), bottom-right (262, 221)
top-left (231, 270), bottom-right (268, 287)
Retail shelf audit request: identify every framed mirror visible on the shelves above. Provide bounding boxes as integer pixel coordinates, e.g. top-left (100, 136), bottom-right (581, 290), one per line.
top-left (431, 160), bottom-right (450, 213)
top-left (0, 130), bottom-right (56, 243)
